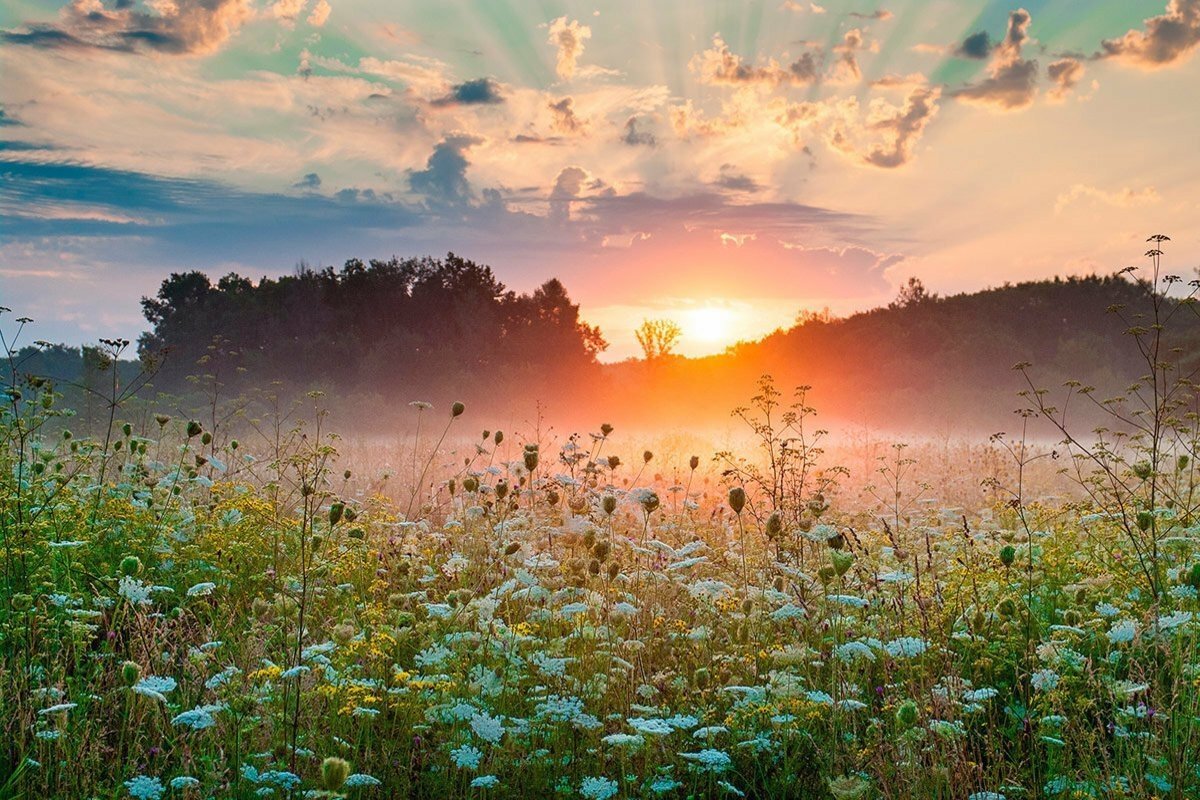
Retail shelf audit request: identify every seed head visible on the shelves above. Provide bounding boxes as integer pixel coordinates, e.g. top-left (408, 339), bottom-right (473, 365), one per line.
top-left (728, 487), bottom-right (746, 515)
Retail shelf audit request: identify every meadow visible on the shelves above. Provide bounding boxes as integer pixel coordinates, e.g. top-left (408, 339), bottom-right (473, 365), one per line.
top-left (3, 243), bottom-right (1200, 799)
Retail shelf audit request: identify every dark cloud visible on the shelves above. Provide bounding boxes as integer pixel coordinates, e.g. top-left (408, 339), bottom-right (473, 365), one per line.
top-left (621, 116), bottom-right (656, 147)
top-left (293, 172), bottom-right (322, 191)
top-left (955, 31), bottom-right (992, 59)
top-left (952, 9), bottom-right (1039, 110)
top-left (513, 133), bottom-right (565, 145)
top-left (1, 0), bottom-right (253, 55)
top-left (408, 135), bottom-right (482, 208)
top-left (789, 51), bottom-right (820, 83)
top-left (849, 9), bottom-right (892, 20)
top-left (1100, 0), bottom-right (1200, 68)
top-left (715, 165), bottom-right (761, 193)
top-left (548, 97), bottom-right (585, 135)
top-left (430, 78), bottom-right (504, 107)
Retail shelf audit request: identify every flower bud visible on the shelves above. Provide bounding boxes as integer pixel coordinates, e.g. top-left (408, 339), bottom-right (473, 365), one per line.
top-left (321, 757), bottom-right (351, 791)
top-left (689, 455), bottom-right (700, 470)
top-left (602, 496), bottom-right (617, 515)
top-left (451, 401), bottom-right (465, 418)
top-left (121, 661), bottom-right (142, 687)
top-left (728, 487), bottom-right (746, 514)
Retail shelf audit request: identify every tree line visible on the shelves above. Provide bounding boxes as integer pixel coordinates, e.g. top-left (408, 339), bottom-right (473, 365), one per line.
top-left (137, 254), bottom-right (606, 410)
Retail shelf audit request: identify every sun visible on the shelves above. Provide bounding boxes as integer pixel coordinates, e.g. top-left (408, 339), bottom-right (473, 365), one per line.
top-left (680, 305), bottom-right (735, 346)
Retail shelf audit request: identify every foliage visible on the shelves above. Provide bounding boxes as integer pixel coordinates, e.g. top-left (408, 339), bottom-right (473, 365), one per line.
top-left (634, 319), bottom-right (682, 361)
top-left (138, 254), bottom-right (607, 404)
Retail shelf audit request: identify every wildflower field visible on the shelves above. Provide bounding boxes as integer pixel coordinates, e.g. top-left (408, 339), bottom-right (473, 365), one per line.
top-left (3, 245), bottom-right (1200, 800)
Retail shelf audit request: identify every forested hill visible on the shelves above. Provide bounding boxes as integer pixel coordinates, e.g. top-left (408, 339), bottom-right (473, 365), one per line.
top-left (10, 268), bottom-right (1194, 435)
top-left (597, 273), bottom-right (1200, 432)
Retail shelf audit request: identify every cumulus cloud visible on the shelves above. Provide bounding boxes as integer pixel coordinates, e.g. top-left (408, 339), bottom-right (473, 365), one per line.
top-left (307, 0), bottom-right (330, 27)
top-left (953, 9), bottom-right (1038, 110)
top-left (692, 35), bottom-right (820, 86)
top-left (955, 31), bottom-right (992, 59)
top-left (271, 0), bottom-right (307, 23)
top-left (547, 16), bottom-right (591, 80)
top-left (1054, 184), bottom-right (1160, 213)
top-left (1100, 0), bottom-right (1200, 68)
top-left (430, 78), bottom-right (504, 107)
top-left (408, 135), bottom-right (482, 208)
top-left (548, 97), bottom-right (586, 135)
top-left (1047, 58), bottom-right (1085, 101)
top-left (1, 0), bottom-right (254, 55)
top-left (858, 87), bottom-right (940, 168)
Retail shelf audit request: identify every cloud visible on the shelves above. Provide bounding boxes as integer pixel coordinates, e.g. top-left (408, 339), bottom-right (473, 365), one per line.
top-left (692, 35), bottom-right (820, 87)
top-left (307, 0), bottom-right (330, 27)
top-left (1, 0), bottom-right (254, 55)
top-left (408, 135), bottom-right (482, 208)
top-left (781, 1), bottom-right (826, 11)
top-left (857, 87), bottom-right (940, 168)
top-left (1100, 0), bottom-right (1200, 68)
top-left (953, 9), bottom-right (1038, 110)
top-left (549, 166), bottom-right (588, 223)
top-left (271, 0), bottom-right (307, 23)
top-left (547, 16), bottom-right (591, 80)
top-left (1047, 58), bottom-right (1085, 101)
top-left (1054, 184), bottom-right (1160, 213)
top-left (430, 78), bottom-right (504, 107)
top-left (849, 9), bottom-right (893, 20)
top-left (870, 72), bottom-right (927, 89)
top-left (955, 31), bottom-right (992, 60)
top-left (293, 172), bottom-right (321, 190)
top-left (828, 28), bottom-right (867, 83)
top-left (548, 97), bottom-right (586, 135)
top-left (715, 164), bottom-right (762, 192)
top-left (621, 116), bottom-right (656, 146)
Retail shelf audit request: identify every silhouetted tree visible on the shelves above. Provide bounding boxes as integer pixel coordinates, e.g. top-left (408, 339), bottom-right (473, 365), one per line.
top-left (635, 319), bottom-right (682, 361)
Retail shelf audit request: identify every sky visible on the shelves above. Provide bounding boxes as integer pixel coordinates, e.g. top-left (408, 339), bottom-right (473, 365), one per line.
top-left (2, 0), bottom-right (1199, 360)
